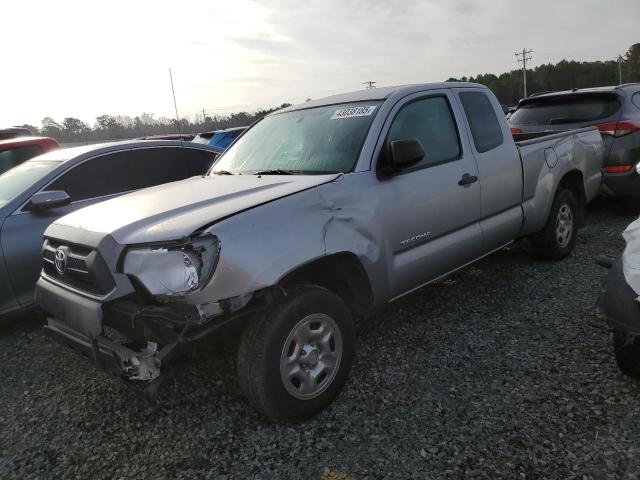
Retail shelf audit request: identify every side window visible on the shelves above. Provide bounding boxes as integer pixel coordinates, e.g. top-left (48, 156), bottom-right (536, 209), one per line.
top-left (46, 152), bottom-right (138, 201)
top-left (386, 96), bottom-right (461, 169)
top-left (133, 148), bottom-right (217, 188)
top-left (632, 92), bottom-right (640, 110)
top-left (0, 145), bottom-right (43, 174)
top-left (46, 148), bottom-right (217, 202)
top-left (459, 91), bottom-right (504, 153)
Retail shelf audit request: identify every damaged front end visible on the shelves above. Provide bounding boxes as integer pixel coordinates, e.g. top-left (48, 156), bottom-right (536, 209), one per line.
top-left (38, 231), bottom-right (270, 401)
top-left (42, 285), bottom-right (264, 400)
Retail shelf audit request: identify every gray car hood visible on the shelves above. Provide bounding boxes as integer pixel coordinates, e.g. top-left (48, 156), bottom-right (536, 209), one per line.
top-left (54, 174), bottom-right (339, 244)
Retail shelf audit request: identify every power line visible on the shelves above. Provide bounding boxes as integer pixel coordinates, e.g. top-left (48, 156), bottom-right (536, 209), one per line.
top-left (515, 48), bottom-right (533, 98)
top-left (363, 81), bottom-right (377, 89)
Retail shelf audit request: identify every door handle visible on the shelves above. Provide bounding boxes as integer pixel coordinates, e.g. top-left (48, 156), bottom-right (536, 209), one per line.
top-left (458, 173), bottom-right (478, 186)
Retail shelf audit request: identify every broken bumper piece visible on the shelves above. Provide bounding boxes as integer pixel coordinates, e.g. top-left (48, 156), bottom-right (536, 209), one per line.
top-left (45, 317), bottom-right (172, 381)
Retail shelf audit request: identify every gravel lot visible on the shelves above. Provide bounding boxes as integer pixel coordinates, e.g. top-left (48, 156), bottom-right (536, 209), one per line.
top-left (2, 198), bottom-right (640, 479)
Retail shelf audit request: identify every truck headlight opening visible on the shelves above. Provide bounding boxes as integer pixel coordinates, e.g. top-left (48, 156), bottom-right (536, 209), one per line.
top-left (123, 234), bottom-right (220, 298)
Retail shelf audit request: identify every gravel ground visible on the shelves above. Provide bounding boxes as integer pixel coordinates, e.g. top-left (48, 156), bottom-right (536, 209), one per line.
top-left (2, 198), bottom-right (640, 479)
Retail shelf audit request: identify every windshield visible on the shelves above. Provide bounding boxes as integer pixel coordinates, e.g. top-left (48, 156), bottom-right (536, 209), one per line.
top-left (0, 160), bottom-right (60, 209)
top-left (211, 102), bottom-right (382, 174)
top-left (510, 94), bottom-right (621, 125)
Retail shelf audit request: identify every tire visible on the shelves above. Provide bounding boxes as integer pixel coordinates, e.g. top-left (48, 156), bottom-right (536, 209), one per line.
top-left (613, 329), bottom-right (640, 380)
top-left (237, 285), bottom-right (355, 422)
top-left (531, 188), bottom-right (579, 261)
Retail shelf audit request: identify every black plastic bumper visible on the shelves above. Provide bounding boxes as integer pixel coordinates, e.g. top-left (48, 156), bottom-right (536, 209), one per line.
top-left (598, 257), bottom-right (640, 335)
top-left (45, 317), bottom-right (136, 376)
top-left (602, 170), bottom-right (640, 197)
top-left (35, 277), bottom-right (103, 337)
top-left (36, 277), bottom-right (169, 381)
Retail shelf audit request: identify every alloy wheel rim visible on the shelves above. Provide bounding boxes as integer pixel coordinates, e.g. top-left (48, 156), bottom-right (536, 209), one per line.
top-left (280, 313), bottom-right (343, 400)
top-left (555, 203), bottom-right (574, 248)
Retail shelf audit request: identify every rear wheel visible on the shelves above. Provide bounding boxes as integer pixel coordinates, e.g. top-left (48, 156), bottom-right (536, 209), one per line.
top-left (613, 329), bottom-right (640, 380)
top-left (531, 188), bottom-right (578, 261)
top-left (237, 285), bottom-right (355, 422)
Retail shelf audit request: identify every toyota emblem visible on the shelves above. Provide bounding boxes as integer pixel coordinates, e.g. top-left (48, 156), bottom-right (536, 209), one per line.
top-left (54, 248), bottom-right (67, 275)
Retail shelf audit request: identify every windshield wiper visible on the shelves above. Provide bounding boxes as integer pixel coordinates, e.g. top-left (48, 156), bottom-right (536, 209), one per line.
top-left (210, 170), bottom-right (235, 175)
top-left (253, 169), bottom-right (295, 175)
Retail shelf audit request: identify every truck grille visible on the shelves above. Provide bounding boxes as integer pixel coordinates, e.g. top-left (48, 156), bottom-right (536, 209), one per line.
top-left (42, 239), bottom-right (115, 296)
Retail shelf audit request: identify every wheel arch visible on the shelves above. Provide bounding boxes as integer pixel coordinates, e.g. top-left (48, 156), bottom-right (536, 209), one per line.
top-left (277, 252), bottom-right (374, 318)
top-left (557, 169), bottom-right (586, 227)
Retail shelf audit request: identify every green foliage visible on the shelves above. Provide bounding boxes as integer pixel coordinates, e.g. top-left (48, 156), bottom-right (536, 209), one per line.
top-left (450, 43), bottom-right (640, 106)
top-left (36, 103), bottom-right (292, 143)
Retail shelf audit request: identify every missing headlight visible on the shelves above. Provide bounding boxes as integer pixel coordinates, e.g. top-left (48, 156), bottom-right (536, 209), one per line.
top-left (123, 235), bottom-right (220, 298)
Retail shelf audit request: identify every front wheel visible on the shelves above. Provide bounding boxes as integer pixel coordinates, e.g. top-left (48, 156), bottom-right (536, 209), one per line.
top-left (613, 329), bottom-right (640, 380)
top-left (531, 188), bottom-right (578, 261)
top-left (237, 285), bottom-right (355, 422)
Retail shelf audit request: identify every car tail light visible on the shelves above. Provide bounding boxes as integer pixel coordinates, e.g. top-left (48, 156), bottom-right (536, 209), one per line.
top-left (510, 127), bottom-right (523, 134)
top-left (597, 121), bottom-right (640, 137)
top-left (603, 165), bottom-right (634, 173)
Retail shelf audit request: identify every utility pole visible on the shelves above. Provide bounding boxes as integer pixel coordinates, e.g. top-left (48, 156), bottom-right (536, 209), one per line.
top-left (363, 81), bottom-right (376, 89)
top-left (168, 68), bottom-right (181, 134)
top-left (202, 108), bottom-right (207, 124)
top-left (515, 48), bottom-right (534, 98)
top-left (618, 55), bottom-right (623, 85)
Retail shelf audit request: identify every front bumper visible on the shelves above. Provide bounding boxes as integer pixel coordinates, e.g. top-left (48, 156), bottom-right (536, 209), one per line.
top-left (36, 277), bottom-right (168, 381)
top-left (45, 317), bottom-right (164, 381)
top-left (36, 275), bottom-right (264, 385)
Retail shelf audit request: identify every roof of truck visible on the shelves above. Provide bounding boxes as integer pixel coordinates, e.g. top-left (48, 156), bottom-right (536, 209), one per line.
top-left (277, 82), bottom-right (486, 114)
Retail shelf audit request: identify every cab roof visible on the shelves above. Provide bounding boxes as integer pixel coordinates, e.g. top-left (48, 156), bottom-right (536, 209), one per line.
top-left (276, 82), bottom-right (486, 114)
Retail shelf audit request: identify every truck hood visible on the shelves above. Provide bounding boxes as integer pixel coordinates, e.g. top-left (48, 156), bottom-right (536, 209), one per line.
top-left (53, 174), bottom-right (339, 244)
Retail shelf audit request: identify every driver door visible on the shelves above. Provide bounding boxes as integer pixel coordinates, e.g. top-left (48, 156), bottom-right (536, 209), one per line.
top-left (375, 91), bottom-right (484, 298)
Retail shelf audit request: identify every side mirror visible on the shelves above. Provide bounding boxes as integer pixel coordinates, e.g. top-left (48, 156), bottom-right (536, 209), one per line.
top-left (387, 138), bottom-right (426, 172)
top-left (30, 190), bottom-right (71, 211)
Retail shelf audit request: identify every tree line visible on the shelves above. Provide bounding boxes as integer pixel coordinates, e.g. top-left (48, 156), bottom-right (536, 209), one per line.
top-left (448, 43), bottom-right (640, 106)
top-left (20, 105), bottom-right (291, 144)
top-left (18, 43), bottom-right (639, 142)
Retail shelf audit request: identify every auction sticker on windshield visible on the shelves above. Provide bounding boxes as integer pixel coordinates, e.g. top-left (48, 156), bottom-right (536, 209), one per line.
top-left (331, 105), bottom-right (377, 119)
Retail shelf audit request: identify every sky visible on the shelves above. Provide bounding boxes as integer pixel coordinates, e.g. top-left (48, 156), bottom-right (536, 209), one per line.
top-left (1, 0), bottom-right (638, 127)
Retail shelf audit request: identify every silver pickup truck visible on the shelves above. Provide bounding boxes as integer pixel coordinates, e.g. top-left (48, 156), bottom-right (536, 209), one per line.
top-left (35, 82), bottom-right (603, 421)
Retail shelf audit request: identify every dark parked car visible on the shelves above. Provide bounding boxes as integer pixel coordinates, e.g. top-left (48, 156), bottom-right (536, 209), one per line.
top-left (0, 127), bottom-right (33, 140)
top-left (137, 134), bottom-right (195, 141)
top-left (0, 140), bottom-right (219, 319)
top-left (509, 84), bottom-right (640, 199)
top-left (0, 137), bottom-right (59, 174)
top-left (192, 126), bottom-right (247, 153)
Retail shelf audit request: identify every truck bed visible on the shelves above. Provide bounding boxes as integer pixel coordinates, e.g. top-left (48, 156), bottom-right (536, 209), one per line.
top-left (516, 126), bottom-right (603, 236)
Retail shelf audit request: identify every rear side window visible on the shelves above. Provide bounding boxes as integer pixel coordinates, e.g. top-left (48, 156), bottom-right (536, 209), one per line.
top-left (0, 145), bottom-right (43, 174)
top-left (510, 94), bottom-right (621, 125)
top-left (134, 148), bottom-right (217, 188)
top-left (459, 91), bottom-right (504, 153)
top-left (633, 92), bottom-right (640, 110)
top-left (386, 96), bottom-right (461, 169)
top-left (47, 147), bottom-right (216, 202)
